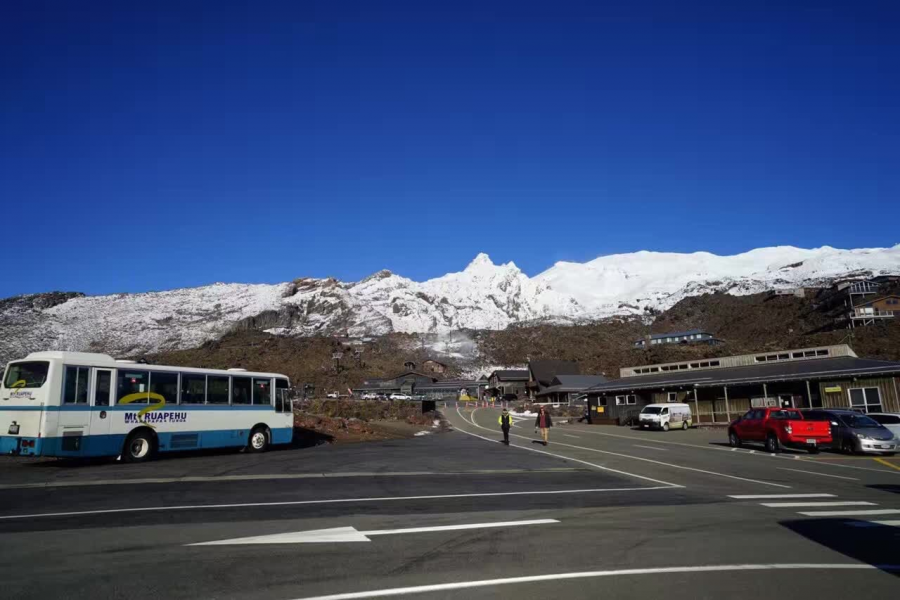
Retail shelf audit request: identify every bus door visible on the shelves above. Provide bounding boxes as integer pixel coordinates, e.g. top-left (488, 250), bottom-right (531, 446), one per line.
top-left (85, 369), bottom-right (114, 455)
top-left (57, 365), bottom-right (92, 456)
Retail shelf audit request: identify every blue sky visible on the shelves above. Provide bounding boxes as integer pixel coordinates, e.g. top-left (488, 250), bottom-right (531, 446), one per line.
top-left (2, 1), bottom-right (899, 298)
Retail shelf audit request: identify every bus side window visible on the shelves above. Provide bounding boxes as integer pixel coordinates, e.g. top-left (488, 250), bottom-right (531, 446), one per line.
top-left (253, 378), bottom-right (272, 406)
top-left (275, 378), bottom-right (290, 413)
top-left (63, 366), bottom-right (90, 404)
top-left (118, 371), bottom-right (150, 404)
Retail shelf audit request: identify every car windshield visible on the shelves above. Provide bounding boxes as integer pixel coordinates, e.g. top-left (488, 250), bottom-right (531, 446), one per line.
top-left (3, 361), bottom-right (50, 389)
top-left (641, 407), bottom-right (662, 414)
top-left (843, 415), bottom-right (882, 428)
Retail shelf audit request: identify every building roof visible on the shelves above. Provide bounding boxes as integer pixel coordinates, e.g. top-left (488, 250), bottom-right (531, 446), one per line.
top-left (857, 295), bottom-right (900, 307)
top-left (528, 360), bottom-right (580, 387)
top-left (536, 374), bottom-right (608, 396)
top-left (490, 369), bottom-right (529, 381)
top-left (587, 356), bottom-right (900, 393)
top-left (646, 329), bottom-right (711, 340)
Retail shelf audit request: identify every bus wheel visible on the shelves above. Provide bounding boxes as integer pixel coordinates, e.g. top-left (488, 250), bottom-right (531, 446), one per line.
top-left (123, 430), bottom-right (155, 463)
top-left (248, 427), bottom-right (270, 453)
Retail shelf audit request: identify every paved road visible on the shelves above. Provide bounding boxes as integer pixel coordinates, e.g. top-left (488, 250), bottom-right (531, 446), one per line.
top-left (0, 407), bottom-right (898, 599)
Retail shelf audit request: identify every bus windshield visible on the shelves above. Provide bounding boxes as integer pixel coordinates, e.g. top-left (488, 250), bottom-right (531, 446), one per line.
top-left (3, 361), bottom-right (50, 389)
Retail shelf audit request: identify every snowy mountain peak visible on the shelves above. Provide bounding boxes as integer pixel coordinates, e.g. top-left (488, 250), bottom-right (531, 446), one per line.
top-left (465, 253), bottom-right (496, 271)
top-left (2, 244), bottom-right (899, 363)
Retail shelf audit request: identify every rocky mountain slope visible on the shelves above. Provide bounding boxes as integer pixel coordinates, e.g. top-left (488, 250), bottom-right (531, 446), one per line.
top-left (1, 245), bottom-right (899, 364)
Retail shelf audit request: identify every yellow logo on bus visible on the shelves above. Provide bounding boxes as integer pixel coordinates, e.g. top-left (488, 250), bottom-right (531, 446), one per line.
top-left (11, 380), bottom-right (27, 389)
top-left (119, 392), bottom-right (166, 428)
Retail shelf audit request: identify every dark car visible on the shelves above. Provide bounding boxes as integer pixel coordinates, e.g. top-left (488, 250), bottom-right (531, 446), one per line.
top-left (804, 409), bottom-right (897, 455)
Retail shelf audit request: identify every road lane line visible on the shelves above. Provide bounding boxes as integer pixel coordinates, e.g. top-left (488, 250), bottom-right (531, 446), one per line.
top-left (463, 408), bottom-right (790, 489)
top-left (875, 458), bottom-right (900, 472)
top-left (633, 445), bottom-right (666, 451)
top-left (776, 467), bottom-right (860, 481)
top-left (728, 494), bottom-right (836, 499)
top-left (562, 434), bottom-right (580, 439)
top-left (565, 424), bottom-right (900, 475)
top-left (453, 408), bottom-right (683, 488)
top-left (759, 501), bottom-right (875, 508)
top-left (0, 485), bottom-right (678, 521)
top-left (0, 468), bottom-right (590, 490)
top-left (798, 509), bottom-right (900, 517)
top-left (290, 564), bottom-right (900, 600)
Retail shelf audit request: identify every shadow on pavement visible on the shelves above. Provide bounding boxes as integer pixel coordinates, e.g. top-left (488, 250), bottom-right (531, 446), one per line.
top-left (781, 518), bottom-right (900, 577)
top-left (868, 484), bottom-right (900, 495)
top-left (19, 426), bottom-right (332, 468)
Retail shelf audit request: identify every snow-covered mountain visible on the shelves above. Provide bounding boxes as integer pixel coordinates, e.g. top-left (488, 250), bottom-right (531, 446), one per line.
top-left (2, 245), bottom-right (899, 363)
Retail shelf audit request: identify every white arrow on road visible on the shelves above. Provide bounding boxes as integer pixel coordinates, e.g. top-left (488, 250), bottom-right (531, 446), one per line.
top-left (189, 518), bottom-right (559, 545)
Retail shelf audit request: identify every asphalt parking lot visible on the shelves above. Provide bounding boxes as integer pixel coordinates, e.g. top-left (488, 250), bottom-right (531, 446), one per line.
top-left (0, 407), bottom-right (898, 600)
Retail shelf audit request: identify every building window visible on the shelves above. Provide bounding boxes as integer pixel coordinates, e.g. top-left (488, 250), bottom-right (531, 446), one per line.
top-left (667, 392), bottom-right (678, 403)
top-left (849, 387), bottom-right (883, 413)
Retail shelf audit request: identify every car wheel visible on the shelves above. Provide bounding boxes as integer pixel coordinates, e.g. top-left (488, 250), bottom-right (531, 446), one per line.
top-left (662, 422), bottom-right (669, 431)
top-left (729, 431), bottom-right (742, 448)
top-left (248, 427), bottom-right (270, 453)
top-left (682, 421), bottom-right (688, 431)
top-left (841, 438), bottom-right (856, 455)
top-left (765, 434), bottom-right (781, 454)
top-left (123, 430), bottom-right (155, 463)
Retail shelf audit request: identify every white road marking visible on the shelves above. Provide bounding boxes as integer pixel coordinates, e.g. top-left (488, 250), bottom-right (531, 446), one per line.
top-left (0, 485), bottom-right (679, 522)
top-left (453, 408), bottom-right (683, 488)
top-left (462, 408), bottom-right (790, 489)
top-left (0, 468), bottom-right (584, 490)
top-left (798, 509), bottom-right (900, 517)
top-left (562, 434), bottom-right (581, 439)
top-left (290, 564), bottom-right (900, 600)
top-left (190, 519), bottom-right (559, 545)
top-left (776, 467), bottom-right (860, 481)
top-left (565, 425), bottom-right (900, 475)
top-left (633, 445), bottom-right (666, 451)
top-left (729, 494), bottom-right (835, 499)
top-left (846, 520), bottom-right (900, 528)
top-left (759, 501), bottom-right (876, 508)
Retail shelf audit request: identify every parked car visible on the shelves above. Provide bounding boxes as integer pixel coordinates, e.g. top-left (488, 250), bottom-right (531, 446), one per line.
top-left (805, 409), bottom-right (897, 455)
top-left (867, 413), bottom-right (900, 440)
top-left (728, 408), bottom-right (831, 454)
top-left (326, 392), bottom-right (339, 399)
top-left (389, 393), bottom-right (412, 400)
top-left (361, 393), bottom-right (379, 400)
top-left (638, 403), bottom-right (692, 431)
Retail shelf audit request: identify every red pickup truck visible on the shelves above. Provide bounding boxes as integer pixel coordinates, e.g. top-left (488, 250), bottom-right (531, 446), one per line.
top-left (728, 408), bottom-right (832, 454)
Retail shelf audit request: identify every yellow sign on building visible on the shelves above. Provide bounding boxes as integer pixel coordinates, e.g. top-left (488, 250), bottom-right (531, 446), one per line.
top-left (824, 386), bottom-right (842, 393)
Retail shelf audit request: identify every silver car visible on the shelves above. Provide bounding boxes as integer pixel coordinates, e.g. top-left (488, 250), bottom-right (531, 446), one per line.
top-left (868, 413), bottom-right (900, 441)
top-left (807, 410), bottom-right (897, 455)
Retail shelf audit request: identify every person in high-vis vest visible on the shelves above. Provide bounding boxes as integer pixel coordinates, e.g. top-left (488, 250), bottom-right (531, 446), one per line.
top-left (498, 408), bottom-right (512, 445)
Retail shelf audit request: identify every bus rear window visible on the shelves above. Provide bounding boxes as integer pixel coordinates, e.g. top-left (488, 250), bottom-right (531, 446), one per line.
top-left (4, 362), bottom-right (49, 389)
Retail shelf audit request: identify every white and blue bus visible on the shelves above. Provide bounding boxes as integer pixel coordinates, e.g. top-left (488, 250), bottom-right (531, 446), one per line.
top-left (0, 351), bottom-right (293, 462)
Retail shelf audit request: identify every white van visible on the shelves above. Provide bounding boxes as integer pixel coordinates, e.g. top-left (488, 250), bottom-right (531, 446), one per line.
top-left (638, 403), bottom-right (692, 431)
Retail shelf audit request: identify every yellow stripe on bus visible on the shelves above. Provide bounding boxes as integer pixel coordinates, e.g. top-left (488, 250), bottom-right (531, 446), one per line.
top-left (118, 392), bottom-right (167, 428)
